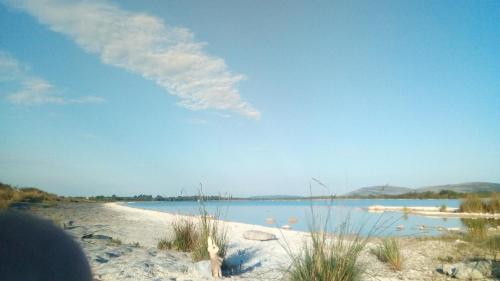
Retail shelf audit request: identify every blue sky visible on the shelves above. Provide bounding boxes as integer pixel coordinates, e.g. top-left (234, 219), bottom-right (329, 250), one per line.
top-left (0, 0), bottom-right (499, 196)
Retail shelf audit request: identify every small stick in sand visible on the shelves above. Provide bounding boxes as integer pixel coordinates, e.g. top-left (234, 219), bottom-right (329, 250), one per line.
top-left (208, 235), bottom-right (223, 278)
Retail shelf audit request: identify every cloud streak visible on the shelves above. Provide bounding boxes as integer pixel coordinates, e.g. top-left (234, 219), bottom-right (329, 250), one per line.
top-left (4, 0), bottom-right (261, 119)
top-left (0, 51), bottom-right (105, 105)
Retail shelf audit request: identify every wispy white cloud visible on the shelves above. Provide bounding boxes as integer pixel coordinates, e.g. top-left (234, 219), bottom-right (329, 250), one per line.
top-left (0, 52), bottom-right (28, 81)
top-left (4, 0), bottom-right (261, 119)
top-left (0, 51), bottom-right (105, 105)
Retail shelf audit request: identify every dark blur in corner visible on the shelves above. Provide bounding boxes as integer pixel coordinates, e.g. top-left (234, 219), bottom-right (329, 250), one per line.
top-left (0, 211), bottom-right (92, 281)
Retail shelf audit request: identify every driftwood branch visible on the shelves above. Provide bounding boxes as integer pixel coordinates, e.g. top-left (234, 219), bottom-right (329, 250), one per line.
top-left (207, 235), bottom-right (223, 278)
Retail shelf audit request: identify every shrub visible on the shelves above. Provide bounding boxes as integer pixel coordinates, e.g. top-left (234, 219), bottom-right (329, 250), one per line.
top-left (371, 237), bottom-right (403, 271)
top-left (460, 194), bottom-right (486, 213)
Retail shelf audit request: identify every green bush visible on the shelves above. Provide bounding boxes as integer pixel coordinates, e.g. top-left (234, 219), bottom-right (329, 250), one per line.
top-left (371, 237), bottom-right (403, 271)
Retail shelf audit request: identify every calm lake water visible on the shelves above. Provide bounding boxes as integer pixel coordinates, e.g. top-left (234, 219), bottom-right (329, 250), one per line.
top-left (127, 199), bottom-right (466, 236)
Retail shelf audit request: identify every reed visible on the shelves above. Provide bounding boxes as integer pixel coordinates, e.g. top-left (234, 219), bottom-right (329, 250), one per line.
top-left (371, 237), bottom-right (403, 271)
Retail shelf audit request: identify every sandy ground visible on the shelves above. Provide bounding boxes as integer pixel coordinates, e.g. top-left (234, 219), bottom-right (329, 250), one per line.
top-left (26, 202), bottom-right (475, 281)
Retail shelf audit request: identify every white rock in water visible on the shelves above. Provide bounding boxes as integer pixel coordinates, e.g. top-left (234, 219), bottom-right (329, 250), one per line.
top-left (243, 230), bottom-right (277, 241)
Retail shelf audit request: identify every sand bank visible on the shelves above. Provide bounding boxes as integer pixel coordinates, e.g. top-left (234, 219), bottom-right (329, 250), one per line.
top-left (368, 205), bottom-right (500, 218)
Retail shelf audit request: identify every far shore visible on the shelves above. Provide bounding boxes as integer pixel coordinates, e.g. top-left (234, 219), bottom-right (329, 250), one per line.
top-left (368, 205), bottom-right (500, 218)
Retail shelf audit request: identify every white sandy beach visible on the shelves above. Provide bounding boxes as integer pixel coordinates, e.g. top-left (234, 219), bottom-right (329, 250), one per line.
top-left (28, 202), bottom-right (492, 281)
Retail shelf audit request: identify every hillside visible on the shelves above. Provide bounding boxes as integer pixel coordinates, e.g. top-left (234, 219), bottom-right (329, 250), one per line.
top-left (346, 185), bottom-right (413, 197)
top-left (344, 182), bottom-right (500, 197)
top-left (415, 182), bottom-right (500, 193)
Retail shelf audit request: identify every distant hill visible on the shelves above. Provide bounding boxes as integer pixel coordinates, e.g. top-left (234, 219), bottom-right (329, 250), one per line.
top-left (415, 182), bottom-right (500, 193)
top-left (346, 185), bottom-right (413, 197)
top-left (344, 182), bottom-right (500, 197)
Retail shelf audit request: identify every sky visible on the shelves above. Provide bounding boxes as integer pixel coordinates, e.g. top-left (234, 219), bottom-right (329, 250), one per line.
top-left (0, 0), bottom-right (499, 197)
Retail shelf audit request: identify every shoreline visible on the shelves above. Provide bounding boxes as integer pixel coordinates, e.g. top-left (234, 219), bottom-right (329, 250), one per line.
top-left (106, 201), bottom-right (310, 235)
top-left (368, 205), bottom-right (500, 218)
top-left (27, 202), bottom-right (492, 280)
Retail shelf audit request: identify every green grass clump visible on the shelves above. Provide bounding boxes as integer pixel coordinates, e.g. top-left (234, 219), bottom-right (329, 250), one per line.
top-left (191, 211), bottom-right (228, 261)
top-left (371, 237), bottom-right (403, 271)
top-left (169, 218), bottom-right (199, 252)
top-left (288, 232), bottom-right (364, 280)
top-left (460, 194), bottom-right (486, 213)
top-left (462, 219), bottom-right (487, 240)
top-left (157, 197), bottom-right (228, 262)
top-left (286, 215), bottom-right (368, 281)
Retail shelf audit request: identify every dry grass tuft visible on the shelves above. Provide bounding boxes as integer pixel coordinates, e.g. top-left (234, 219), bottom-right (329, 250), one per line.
top-left (462, 218), bottom-right (487, 240)
top-left (157, 195), bottom-right (228, 263)
top-left (286, 218), bottom-right (368, 281)
top-left (0, 183), bottom-right (59, 209)
top-left (191, 206), bottom-right (228, 261)
top-left (460, 194), bottom-right (486, 213)
top-left (371, 237), bottom-right (404, 271)
top-left (169, 218), bottom-right (199, 252)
